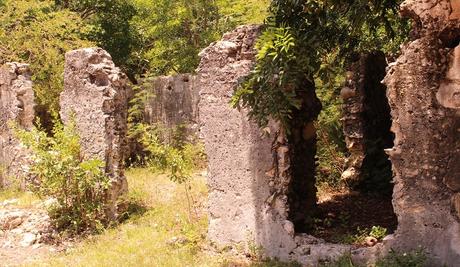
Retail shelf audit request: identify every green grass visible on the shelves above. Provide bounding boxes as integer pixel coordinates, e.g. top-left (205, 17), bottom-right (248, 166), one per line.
top-left (0, 188), bottom-right (39, 208)
top-left (26, 168), bottom-right (226, 267)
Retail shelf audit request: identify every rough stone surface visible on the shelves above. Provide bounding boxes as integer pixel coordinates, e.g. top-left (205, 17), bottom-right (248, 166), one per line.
top-left (201, 12), bottom-right (460, 265)
top-left (142, 74), bottom-right (199, 134)
top-left (382, 0), bottom-right (460, 265)
top-left (198, 25), bottom-right (353, 265)
top-left (60, 47), bottom-right (129, 219)
top-left (0, 63), bottom-right (35, 188)
top-left (340, 64), bottom-right (366, 185)
top-left (341, 52), bottom-right (393, 190)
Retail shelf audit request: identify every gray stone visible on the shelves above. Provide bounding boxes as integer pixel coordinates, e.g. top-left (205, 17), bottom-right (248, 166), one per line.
top-left (198, 25), bottom-right (352, 265)
top-left (142, 74), bottom-right (199, 134)
top-left (0, 63), bottom-right (35, 188)
top-left (19, 233), bottom-right (36, 247)
top-left (60, 47), bottom-right (129, 219)
top-left (382, 0), bottom-right (460, 265)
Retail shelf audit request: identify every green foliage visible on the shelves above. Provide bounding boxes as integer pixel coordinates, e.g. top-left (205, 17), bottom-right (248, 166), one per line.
top-left (316, 79), bottom-right (347, 188)
top-left (129, 0), bottom-right (270, 76)
top-left (0, 0), bottom-right (94, 115)
top-left (55, 0), bottom-right (142, 79)
top-left (376, 249), bottom-right (427, 267)
top-left (319, 249), bottom-right (427, 267)
top-left (217, 0), bottom-right (270, 25)
top-left (14, 118), bottom-right (111, 234)
top-left (340, 226), bottom-right (388, 245)
top-left (232, 26), bottom-right (303, 128)
top-left (129, 0), bottom-right (223, 75)
top-left (232, 0), bottom-right (410, 129)
top-left (138, 123), bottom-right (206, 184)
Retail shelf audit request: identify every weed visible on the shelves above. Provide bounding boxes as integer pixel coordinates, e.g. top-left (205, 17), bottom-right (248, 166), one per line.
top-left (340, 226), bottom-right (388, 245)
top-left (369, 226), bottom-right (387, 240)
top-left (376, 249), bottom-right (427, 267)
top-left (318, 254), bottom-right (356, 267)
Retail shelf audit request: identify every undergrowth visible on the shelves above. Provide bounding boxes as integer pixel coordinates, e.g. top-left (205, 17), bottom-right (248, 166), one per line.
top-left (319, 249), bottom-right (427, 267)
top-left (14, 118), bottom-right (111, 234)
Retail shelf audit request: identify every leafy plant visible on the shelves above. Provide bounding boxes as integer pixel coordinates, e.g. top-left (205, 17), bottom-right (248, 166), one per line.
top-left (232, 0), bottom-right (409, 130)
top-left (139, 123), bottom-right (206, 184)
top-left (370, 226), bottom-right (388, 240)
top-left (340, 226), bottom-right (388, 245)
top-left (14, 118), bottom-right (111, 234)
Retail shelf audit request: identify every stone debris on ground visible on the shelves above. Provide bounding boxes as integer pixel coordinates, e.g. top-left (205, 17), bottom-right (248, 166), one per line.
top-left (0, 203), bottom-right (59, 250)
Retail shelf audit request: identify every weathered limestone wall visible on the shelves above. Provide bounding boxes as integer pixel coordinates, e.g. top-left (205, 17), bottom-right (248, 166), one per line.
top-left (60, 48), bottom-right (129, 219)
top-left (0, 63), bottom-right (35, 188)
top-left (341, 52), bottom-right (393, 191)
top-left (198, 25), bottom-right (350, 265)
top-left (142, 74), bottom-right (199, 134)
top-left (340, 59), bottom-right (367, 185)
top-left (201, 18), bottom-right (460, 266)
top-left (382, 0), bottom-right (460, 265)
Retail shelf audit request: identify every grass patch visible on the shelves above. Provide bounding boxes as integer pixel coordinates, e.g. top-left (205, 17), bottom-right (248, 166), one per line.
top-left (0, 188), bottom-right (39, 208)
top-left (26, 168), bottom-right (226, 267)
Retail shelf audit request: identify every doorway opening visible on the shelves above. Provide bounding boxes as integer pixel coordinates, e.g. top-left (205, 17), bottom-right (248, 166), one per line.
top-left (287, 52), bottom-right (397, 245)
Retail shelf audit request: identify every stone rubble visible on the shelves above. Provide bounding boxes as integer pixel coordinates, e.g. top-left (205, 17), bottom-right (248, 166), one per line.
top-left (0, 204), bottom-right (57, 249)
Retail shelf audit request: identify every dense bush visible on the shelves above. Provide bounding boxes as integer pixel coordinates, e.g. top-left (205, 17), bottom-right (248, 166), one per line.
top-left (14, 119), bottom-right (111, 234)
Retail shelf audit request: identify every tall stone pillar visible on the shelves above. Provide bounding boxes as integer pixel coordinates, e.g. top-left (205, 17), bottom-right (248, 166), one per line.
top-left (0, 63), bottom-right (35, 188)
top-left (60, 47), bottom-right (129, 219)
top-left (383, 0), bottom-right (460, 264)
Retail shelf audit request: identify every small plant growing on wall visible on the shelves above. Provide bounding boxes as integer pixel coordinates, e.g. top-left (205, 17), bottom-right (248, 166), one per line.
top-left (14, 118), bottom-right (111, 234)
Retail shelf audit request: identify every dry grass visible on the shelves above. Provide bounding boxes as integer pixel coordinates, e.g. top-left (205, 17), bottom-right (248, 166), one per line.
top-left (25, 168), bottom-right (226, 267)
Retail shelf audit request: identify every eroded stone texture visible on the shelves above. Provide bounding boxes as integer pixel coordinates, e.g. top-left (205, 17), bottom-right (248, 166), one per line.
top-left (199, 25), bottom-right (351, 265)
top-left (341, 63), bottom-right (366, 185)
top-left (341, 52), bottom-right (394, 192)
top-left (0, 63), bottom-right (35, 188)
top-left (60, 48), bottom-right (128, 219)
top-left (382, 0), bottom-right (460, 264)
top-left (142, 74), bottom-right (199, 139)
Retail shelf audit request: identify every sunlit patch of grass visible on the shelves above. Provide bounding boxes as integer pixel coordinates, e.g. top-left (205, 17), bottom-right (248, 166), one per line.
top-left (0, 188), bottom-right (39, 208)
top-left (26, 168), bottom-right (228, 267)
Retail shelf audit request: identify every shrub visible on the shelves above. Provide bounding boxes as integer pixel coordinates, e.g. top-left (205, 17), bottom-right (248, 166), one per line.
top-left (127, 84), bottom-right (207, 183)
top-left (138, 123), bottom-right (206, 184)
top-left (14, 118), bottom-right (111, 234)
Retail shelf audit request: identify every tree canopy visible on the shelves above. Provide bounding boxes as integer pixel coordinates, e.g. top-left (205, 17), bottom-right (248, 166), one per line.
top-left (232, 0), bottom-right (410, 129)
top-left (0, 0), bottom-right (269, 118)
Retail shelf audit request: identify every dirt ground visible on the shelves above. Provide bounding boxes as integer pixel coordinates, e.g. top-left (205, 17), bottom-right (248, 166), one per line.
top-left (313, 189), bottom-right (397, 244)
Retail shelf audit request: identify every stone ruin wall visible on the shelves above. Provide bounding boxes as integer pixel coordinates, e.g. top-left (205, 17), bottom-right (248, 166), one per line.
top-left (340, 59), bottom-right (367, 185)
top-left (341, 52), bottom-right (393, 188)
top-left (382, 0), bottom-right (460, 264)
top-left (142, 74), bottom-right (199, 134)
top-left (198, 25), bottom-right (351, 266)
top-left (200, 4), bottom-right (460, 264)
top-left (0, 63), bottom-right (35, 188)
top-left (60, 47), bottom-right (129, 219)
